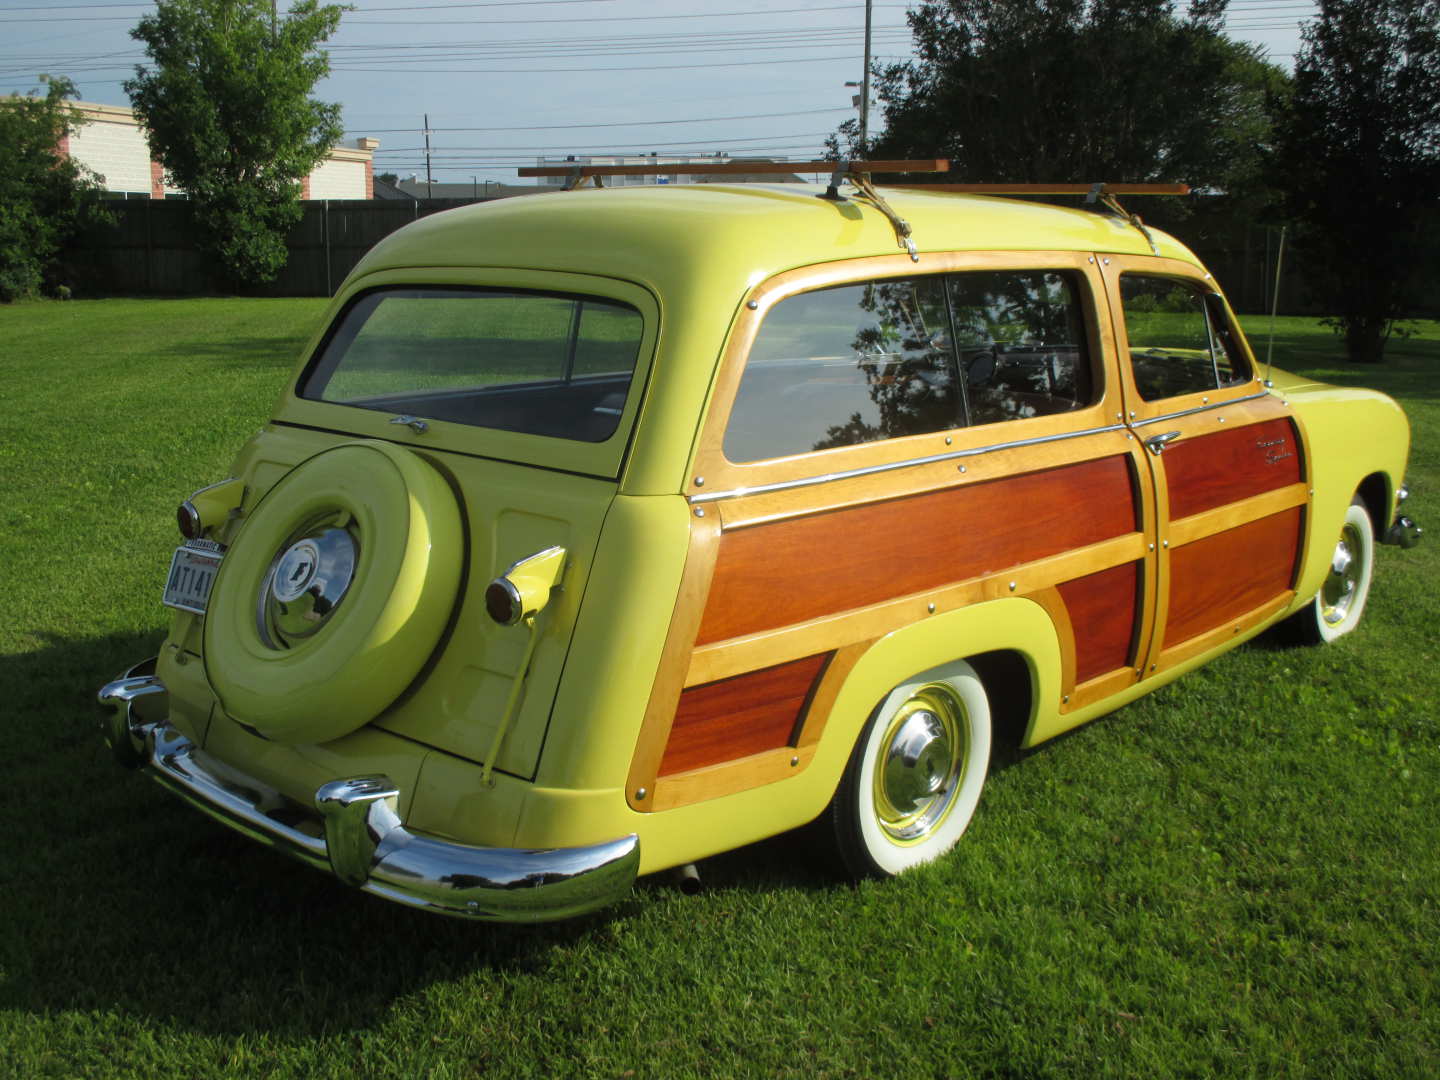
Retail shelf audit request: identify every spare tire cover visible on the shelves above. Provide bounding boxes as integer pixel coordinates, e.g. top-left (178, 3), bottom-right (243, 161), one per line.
top-left (204, 440), bottom-right (462, 744)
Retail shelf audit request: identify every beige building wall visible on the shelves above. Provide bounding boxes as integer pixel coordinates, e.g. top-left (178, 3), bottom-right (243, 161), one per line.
top-left (64, 105), bottom-right (155, 194)
top-left (306, 143), bottom-right (377, 199)
top-left (54, 101), bottom-right (377, 199)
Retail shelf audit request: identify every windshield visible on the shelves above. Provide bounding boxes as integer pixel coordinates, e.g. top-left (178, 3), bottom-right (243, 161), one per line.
top-left (300, 287), bottom-right (645, 443)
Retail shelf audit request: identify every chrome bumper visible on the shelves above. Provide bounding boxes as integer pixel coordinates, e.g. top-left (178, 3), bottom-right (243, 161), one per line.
top-left (98, 662), bottom-right (640, 923)
top-left (1384, 485), bottom-right (1422, 548)
top-left (1384, 514), bottom-right (1422, 548)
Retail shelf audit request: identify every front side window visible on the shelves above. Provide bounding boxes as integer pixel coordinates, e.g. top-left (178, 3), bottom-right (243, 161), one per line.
top-left (300, 288), bottom-right (644, 442)
top-left (1120, 276), bottom-right (1249, 401)
top-left (723, 270), bottom-right (1093, 463)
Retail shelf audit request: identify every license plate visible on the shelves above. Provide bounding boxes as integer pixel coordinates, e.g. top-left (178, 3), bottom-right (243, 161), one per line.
top-left (162, 545), bottom-right (223, 614)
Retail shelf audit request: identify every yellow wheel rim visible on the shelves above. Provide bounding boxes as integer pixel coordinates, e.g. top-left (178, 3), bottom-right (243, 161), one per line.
top-left (871, 683), bottom-right (969, 845)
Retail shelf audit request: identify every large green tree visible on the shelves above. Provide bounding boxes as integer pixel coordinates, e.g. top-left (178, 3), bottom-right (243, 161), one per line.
top-left (1273, 0), bottom-right (1440, 363)
top-left (0, 76), bottom-right (107, 301)
top-left (125, 0), bottom-right (346, 286)
top-left (848, 0), bottom-right (1286, 205)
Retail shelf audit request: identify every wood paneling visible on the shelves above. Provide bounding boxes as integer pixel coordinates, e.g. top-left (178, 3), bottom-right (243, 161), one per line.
top-left (1056, 561), bottom-right (1140, 684)
top-left (1164, 418), bottom-right (1302, 520)
top-left (658, 653), bottom-right (829, 777)
top-left (696, 455), bottom-right (1136, 645)
top-left (1164, 508), bottom-right (1301, 647)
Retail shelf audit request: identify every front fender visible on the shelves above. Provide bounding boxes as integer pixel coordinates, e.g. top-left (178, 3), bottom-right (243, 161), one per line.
top-left (1287, 384), bottom-right (1411, 606)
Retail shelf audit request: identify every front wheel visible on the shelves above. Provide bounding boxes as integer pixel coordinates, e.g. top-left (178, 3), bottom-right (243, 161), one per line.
top-left (1286, 497), bottom-right (1375, 645)
top-left (830, 661), bottom-right (991, 878)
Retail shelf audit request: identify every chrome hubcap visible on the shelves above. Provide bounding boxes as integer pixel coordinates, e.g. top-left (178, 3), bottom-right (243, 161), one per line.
top-left (258, 524), bottom-right (358, 647)
top-left (1321, 523), bottom-right (1363, 626)
top-left (873, 685), bottom-right (968, 844)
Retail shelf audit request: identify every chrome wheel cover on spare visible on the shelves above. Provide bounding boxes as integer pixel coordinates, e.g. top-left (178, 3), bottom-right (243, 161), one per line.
top-left (259, 523), bottom-right (359, 646)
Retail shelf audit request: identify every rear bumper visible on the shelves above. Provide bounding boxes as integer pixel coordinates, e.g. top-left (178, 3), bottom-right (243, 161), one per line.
top-left (98, 660), bottom-right (640, 923)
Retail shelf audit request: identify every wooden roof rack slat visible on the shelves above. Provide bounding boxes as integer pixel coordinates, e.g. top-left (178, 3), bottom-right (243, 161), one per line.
top-left (518, 159), bottom-right (949, 179)
top-left (893, 182), bottom-right (1190, 195)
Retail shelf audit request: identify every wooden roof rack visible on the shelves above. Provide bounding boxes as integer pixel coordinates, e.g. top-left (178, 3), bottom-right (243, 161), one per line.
top-left (519, 158), bottom-right (950, 262)
top-left (513, 163), bottom-right (1188, 259)
top-left (894, 181), bottom-right (1192, 255)
top-left (892, 182), bottom-right (1190, 196)
top-left (518, 158), bottom-right (949, 188)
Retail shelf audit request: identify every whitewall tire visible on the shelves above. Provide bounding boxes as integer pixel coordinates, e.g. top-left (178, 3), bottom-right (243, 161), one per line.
top-left (831, 660), bottom-right (992, 878)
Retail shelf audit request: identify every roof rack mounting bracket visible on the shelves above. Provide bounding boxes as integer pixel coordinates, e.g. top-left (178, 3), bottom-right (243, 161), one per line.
top-left (1087, 182), bottom-right (1160, 255)
top-left (819, 160), bottom-right (851, 202)
top-left (850, 170), bottom-right (919, 262)
top-left (564, 165), bottom-right (604, 192)
top-left (815, 161), bottom-right (920, 260)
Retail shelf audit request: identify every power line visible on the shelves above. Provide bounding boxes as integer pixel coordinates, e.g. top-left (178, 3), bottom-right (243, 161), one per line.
top-left (347, 107), bottom-right (849, 135)
top-left (372, 132), bottom-right (835, 153)
top-left (0, 0), bottom-right (615, 21)
top-left (331, 53), bottom-right (873, 74)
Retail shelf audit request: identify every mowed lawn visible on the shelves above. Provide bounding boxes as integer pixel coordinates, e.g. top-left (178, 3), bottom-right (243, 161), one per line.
top-left (1, 299), bottom-right (1437, 1078)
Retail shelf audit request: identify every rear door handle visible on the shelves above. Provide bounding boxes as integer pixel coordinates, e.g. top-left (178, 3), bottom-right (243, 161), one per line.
top-left (1144, 430), bottom-right (1182, 456)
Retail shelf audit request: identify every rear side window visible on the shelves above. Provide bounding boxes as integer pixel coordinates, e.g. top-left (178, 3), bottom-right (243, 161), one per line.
top-left (723, 270), bottom-right (1092, 463)
top-left (1119, 276), bottom-right (1249, 401)
top-left (300, 288), bottom-right (644, 442)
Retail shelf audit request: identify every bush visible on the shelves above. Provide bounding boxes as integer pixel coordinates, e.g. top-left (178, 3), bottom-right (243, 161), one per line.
top-left (0, 76), bottom-right (108, 301)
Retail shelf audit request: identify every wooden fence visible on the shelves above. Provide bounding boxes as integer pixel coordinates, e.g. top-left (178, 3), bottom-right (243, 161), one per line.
top-left (63, 196), bottom-right (1315, 314)
top-left (64, 198), bottom-right (479, 298)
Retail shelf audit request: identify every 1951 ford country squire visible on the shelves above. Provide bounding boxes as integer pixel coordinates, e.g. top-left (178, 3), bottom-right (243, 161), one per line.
top-left (99, 165), bottom-right (1421, 922)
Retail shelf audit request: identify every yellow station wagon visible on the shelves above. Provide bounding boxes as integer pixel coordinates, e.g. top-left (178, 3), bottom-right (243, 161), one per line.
top-left (100, 163), bottom-right (1422, 921)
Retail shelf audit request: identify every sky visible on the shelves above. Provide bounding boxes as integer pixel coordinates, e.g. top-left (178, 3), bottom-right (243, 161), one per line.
top-left (0, 0), bottom-right (1318, 184)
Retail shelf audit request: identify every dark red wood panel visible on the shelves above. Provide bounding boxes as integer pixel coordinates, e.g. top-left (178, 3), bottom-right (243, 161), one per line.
top-left (697, 455), bottom-right (1137, 645)
top-left (1164, 508), bottom-right (1301, 647)
top-left (1057, 561), bottom-right (1140, 684)
top-left (1164, 418), bottom-right (1301, 520)
top-left (659, 653), bottom-right (829, 777)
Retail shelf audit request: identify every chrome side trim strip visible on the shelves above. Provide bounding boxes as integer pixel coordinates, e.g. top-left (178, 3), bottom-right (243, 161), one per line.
top-left (1130, 389), bottom-right (1272, 427)
top-left (690, 423), bottom-right (1128, 504)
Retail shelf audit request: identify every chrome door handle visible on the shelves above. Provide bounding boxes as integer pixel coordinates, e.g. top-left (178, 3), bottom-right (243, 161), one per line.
top-left (1144, 430), bottom-right (1182, 456)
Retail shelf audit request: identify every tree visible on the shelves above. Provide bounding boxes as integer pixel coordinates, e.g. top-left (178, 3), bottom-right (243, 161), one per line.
top-left (844, 0), bottom-right (1286, 210)
top-left (0, 76), bottom-right (108, 301)
top-left (125, 0), bottom-right (346, 286)
top-left (1272, 0), bottom-right (1440, 363)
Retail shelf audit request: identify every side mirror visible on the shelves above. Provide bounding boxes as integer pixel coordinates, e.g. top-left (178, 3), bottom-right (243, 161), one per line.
top-left (484, 546), bottom-right (567, 626)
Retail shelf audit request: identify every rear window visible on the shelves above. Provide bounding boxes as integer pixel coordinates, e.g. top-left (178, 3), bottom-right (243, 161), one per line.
top-left (300, 288), bottom-right (644, 442)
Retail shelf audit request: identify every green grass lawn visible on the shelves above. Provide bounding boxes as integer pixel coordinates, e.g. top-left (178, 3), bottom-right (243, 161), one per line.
top-left (1, 300), bottom-right (1436, 1078)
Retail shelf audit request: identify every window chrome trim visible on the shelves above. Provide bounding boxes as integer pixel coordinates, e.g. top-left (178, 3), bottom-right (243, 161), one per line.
top-left (689, 423), bottom-right (1127, 504)
top-left (1130, 389), bottom-right (1271, 428)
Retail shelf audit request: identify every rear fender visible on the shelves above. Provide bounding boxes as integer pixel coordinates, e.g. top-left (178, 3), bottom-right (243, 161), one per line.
top-left (813, 597), bottom-right (1064, 782)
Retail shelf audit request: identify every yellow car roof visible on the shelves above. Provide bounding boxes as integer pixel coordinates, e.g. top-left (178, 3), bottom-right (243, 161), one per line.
top-left (350, 183), bottom-right (1198, 294)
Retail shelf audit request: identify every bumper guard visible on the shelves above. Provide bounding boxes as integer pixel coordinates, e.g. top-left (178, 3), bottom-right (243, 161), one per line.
top-left (98, 661), bottom-right (640, 923)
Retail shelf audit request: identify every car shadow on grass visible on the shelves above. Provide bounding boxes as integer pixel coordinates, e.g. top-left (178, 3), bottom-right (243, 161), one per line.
top-left (0, 630), bottom-right (641, 1037)
top-left (0, 629), bottom-right (870, 1038)
top-left (151, 333), bottom-right (308, 373)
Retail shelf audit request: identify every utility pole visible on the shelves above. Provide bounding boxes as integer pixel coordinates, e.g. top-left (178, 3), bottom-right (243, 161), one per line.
top-left (860, 0), bottom-right (872, 146)
top-left (271, 0), bottom-right (277, 38)
top-left (423, 113), bottom-right (434, 199)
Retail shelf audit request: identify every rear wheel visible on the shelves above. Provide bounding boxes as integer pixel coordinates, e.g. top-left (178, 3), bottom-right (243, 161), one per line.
top-left (830, 661), bottom-right (991, 878)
